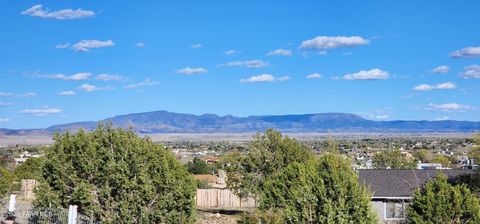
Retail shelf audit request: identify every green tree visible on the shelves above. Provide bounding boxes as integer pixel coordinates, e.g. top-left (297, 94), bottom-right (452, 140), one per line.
top-left (407, 174), bottom-right (480, 224)
top-left (13, 157), bottom-right (45, 181)
top-left (468, 134), bottom-right (480, 161)
top-left (34, 124), bottom-right (196, 223)
top-left (0, 166), bottom-right (13, 198)
top-left (224, 129), bottom-right (313, 200)
top-left (414, 149), bottom-right (432, 163)
top-left (430, 155), bottom-right (452, 168)
top-left (187, 157), bottom-right (214, 174)
top-left (373, 149), bottom-right (416, 169)
top-left (261, 153), bottom-right (377, 223)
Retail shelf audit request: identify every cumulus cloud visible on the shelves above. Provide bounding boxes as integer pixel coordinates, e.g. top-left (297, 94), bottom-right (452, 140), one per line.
top-left (21, 4), bottom-right (95, 20)
top-left (176, 67), bottom-right (208, 75)
top-left (222, 60), bottom-right (269, 68)
top-left (125, 79), bottom-right (159, 89)
top-left (240, 74), bottom-right (290, 83)
top-left (47, 72), bottom-right (92, 80)
top-left (426, 103), bottom-right (472, 112)
top-left (224, 50), bottom-right (239, 55)
top-left (20, 107), bottom-right (61, 116)
top-left (135, 42), bottom-right (146, 48)
top-left (450, 47), bottom-right (480, 58)
top-left (78, 84), bottom-right (113, 92)
top-left (342, 68), bottom-right (389, 80)
top-left (191, 44), bottom-right (202, 49)
top-left (461, 65), bottom-right (480, 79)
top-left (95, 74), bottom-right (123, 81)
top-left (0, 102), bottom-right (13, 107)
top-left (0, 118), bottom-right (10, 123)
top-left (300, 35), bottom-right (369, 50)
top-left (58, 91), bottom-right (76, 96)
top-left (431, 65), bottom-right (450, 74)
top-left (306, 73), bottom-right (322, 79)
top-left (72, 40), bottom-right (115, 52)
top-left (413, 82), bottom-right (457, 91)
top-left (267, 49), bottom-right (292, 56)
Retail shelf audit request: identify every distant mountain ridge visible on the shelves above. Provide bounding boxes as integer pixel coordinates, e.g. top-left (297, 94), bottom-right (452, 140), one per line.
top-left (2, 110), bottom-right (480, 135)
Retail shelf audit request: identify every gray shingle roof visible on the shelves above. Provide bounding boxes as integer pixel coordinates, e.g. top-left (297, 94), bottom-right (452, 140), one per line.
top-left (358, 169), bottom-right (474, 198)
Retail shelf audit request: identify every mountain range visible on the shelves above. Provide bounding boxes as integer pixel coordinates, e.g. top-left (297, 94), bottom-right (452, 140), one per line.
top-left (1, 110), bottom-right (480, 135)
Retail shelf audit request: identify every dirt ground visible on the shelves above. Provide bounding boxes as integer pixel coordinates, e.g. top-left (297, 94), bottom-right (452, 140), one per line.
top-left (196, 210), bottom-right (243, 224)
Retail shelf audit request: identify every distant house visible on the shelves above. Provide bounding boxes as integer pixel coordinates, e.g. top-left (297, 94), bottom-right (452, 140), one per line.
top-left (201, 156), bottom-right (219, 164)
top-left (358, 169), bottom-right (473, 224)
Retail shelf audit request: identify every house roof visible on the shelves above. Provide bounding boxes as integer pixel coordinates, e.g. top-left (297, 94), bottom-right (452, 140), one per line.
top-left (358, 169), bottom-right (474, 198)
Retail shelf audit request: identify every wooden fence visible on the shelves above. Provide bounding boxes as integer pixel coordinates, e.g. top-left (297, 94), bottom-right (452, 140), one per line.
top-left (196, 189), bottom-right (256, 210)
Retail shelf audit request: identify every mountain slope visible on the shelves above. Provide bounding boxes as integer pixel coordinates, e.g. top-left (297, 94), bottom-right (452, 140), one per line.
top-left (4, 111), bottom-right (480, 134)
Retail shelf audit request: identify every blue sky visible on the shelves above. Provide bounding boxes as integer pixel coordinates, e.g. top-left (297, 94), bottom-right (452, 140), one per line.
top-left (1, 1), bottom-right (480, 129)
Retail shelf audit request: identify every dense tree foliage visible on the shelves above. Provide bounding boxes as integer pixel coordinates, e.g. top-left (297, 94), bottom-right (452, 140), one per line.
top-left (223, 129), bottom-right (313, 199)
top-left (187, 157), bottom-right (215, 175)
top-left (261, 153), bottom-right (377, 223)
top-left (413, 149), bottom-right (432, 162)
top-left (372, 149), bottom-right (416, 169)
top-left (407, 174), bottom-right (480, 224)
top-left (34, 124), bottom-right (197, 223)
top-left (468, 134), bottom-right (480, 162)
top-left (13, 157), bottom-right (44, 181)
top-left (0, 166), bottom-right (13, 198)
top-left (430, 155), bottom-right (452, 168)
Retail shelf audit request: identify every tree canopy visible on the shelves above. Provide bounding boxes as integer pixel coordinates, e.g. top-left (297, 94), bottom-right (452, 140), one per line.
top-left (261, 153), bottom-right (377, 223)
top-left (372, 149), bottom-right (416, 169)
top-left (468, 134), bottom-right (480, 162)
top-left (13, 157), bottom-right (44, 181)
top-left (407, 174), bottom-right (480, 224)
top-left (0, 166), bottom-right (13, 198)
top-left (223, 129), bottom-right (313, 199)
top-left (34, 124), bottom-right (197, 223)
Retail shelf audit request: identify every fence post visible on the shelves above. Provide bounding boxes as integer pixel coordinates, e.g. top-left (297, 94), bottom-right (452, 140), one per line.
top-left (68, 205), bottom-right (78, 224)
top-left (7, 194), bottom-right (16, 212)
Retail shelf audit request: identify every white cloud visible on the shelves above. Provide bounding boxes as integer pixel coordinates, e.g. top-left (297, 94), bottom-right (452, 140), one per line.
top-left (78, 84), bottom-right (113, 92)
top-left (0, 102), bottom-right (13, 107)
top-left (176, 67), bottom-right (208, 75)
top-left (135, 42), bottom-right (146, 48)
top-left (17, 92), bottom-right (37, 98)
top-left (0, 92), bottom-right (36, 98)
top-left (300, 35), bottom-right (369, 50)
top-left (125, 79), bottom-right (159, 89)
top-left (224, 50), bottom-right (239, 55)
top-left (0, 118), bottom-right (10, 123)
top-left (431, 65), bottom-right (450, 74)
top-left (95, 74), bottom-right (123, 81)
top-left (450, 47), bottom-right (480, 58)
top-left (20, 107), bottom-right (61, 116)
top-left (413, 82), bottom-right (457, 91)
top-left (55, 43), bottom-right (70, 49)
top-left (306, 73), bottom-right (322, 79)
top-left (342, 68), bottom-right (389, 80)
top-left (434, 116), bottom-right (450, 121)
top-left (267, 49), bottom-right (292, 56)
top-left (47, 72), bottom-right (92, 80)
top-left (58, 91), bottom-right (76, 96)
top-left (461, 65), bottom-right (480, 79)
top-left (191, 44), bottom-right (202, 49)
top-left (72, 40), bottom-right (115, 52)
top-left (223, 60), bottom-right (269, 68)
top-left (426, 103), bottom-right (472, 112)
top-left (21, 4), bottom-right (95, 20)
top-left (240, 74), bottom-right (290, 83)
top-left (0, 92), bottom-right (13, 97)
